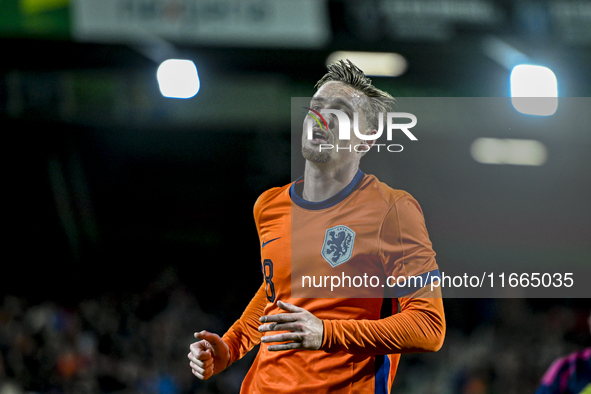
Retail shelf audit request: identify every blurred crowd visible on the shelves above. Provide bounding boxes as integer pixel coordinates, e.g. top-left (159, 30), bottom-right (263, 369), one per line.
top-left (0, 269), bottom-right (253, 394)
top-left (0, 270), bottom-right (588, 394)
top-left (393, 299), bottom-right (591, 394)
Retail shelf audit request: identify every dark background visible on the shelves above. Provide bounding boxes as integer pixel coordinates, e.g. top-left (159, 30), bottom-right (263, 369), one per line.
top-left (1, 1), bottom-right (590, 393)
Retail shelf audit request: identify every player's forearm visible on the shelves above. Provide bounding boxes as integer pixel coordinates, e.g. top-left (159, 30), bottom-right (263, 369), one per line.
top-left (221, 282), bottom-right (267, 366)
top-left (320, 296), bottom-right (445, 355)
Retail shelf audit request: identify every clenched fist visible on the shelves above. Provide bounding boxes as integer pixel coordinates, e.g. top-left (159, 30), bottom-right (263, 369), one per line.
top-left (188, 331), bottom-right (230, 380)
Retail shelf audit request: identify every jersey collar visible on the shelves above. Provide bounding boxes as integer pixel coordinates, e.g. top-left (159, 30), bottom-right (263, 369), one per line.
top-left (289, 169), bottom-right (365, 210)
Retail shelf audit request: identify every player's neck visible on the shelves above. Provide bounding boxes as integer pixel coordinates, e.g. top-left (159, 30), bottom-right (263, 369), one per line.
top-left (302, 160), bottom-right (359, 202)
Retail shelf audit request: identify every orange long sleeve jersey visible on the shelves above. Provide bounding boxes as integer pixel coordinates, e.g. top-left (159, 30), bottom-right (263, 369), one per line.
top-left (222, 170), bottom-right (445, 394)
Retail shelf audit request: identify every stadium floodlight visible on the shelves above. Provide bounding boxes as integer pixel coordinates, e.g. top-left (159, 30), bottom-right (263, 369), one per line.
top-left (510, 65), bottom-right (558, 116)
top-left (470, 138), bottom-right (547, 166)
top-left (157, 59), bottom-right (200, 99)
top-left (326, 51), bottom-right (408, 77)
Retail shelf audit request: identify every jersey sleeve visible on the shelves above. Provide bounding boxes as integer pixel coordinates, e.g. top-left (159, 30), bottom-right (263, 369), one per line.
top-left (220, 189), bottom-right (277, 365)
top-left (320, 291), bottom-right (444, 354)
top-left (379, 193), bottom-right (439, 297)
top-left (221, 282), bottom-right (267, 366)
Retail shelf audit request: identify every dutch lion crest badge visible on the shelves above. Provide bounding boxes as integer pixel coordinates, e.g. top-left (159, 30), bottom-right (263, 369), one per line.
top-left (321, 225), bottom-right (356, 267)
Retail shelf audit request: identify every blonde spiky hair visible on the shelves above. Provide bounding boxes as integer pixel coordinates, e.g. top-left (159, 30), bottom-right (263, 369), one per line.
top-left (315, 59), bottom-right (395, 131)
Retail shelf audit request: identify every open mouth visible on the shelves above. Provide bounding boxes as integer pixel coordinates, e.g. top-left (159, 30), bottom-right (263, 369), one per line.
top-left (310, 127), bottom-right (329, 144)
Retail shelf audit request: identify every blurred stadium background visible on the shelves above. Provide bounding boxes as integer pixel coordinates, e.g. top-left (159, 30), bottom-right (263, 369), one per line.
top-left (1, 0), bottom-right (590, 393)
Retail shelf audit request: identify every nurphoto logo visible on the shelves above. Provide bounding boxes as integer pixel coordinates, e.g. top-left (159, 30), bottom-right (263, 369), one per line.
top-left (304, 107), bottom-right (418, 153)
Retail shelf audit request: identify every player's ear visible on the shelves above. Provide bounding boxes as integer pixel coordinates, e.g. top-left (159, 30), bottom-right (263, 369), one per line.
top-left (358, 129), bottom-right (377, 156)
